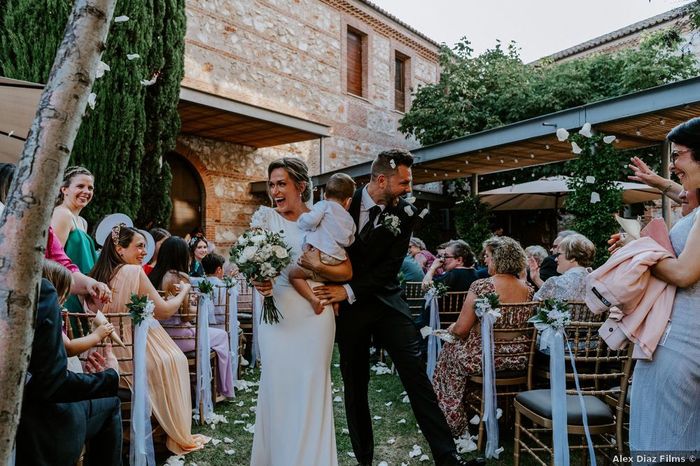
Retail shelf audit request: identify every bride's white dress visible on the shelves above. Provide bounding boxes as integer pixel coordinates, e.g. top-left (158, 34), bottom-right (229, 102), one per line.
top-left (250, 206), bottom-right (338, 466)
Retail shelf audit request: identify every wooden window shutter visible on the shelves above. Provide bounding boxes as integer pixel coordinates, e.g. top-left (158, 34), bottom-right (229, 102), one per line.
top-left (347, 29), bottom-right (363, 96)
top-left (394, 56), bottom-right (406, 112)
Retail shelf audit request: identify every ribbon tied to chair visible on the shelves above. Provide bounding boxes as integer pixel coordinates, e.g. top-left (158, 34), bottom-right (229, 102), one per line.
top-left (425, 287), bottom-right (442, 378)
top-left (196, 293), bottom-right (215, 423)
top-left (536, 325), bottom-right (597, 466)
top-left (226, 282), bottom-right (240, 393)
top-left (475, 299), bottom-right (502, 459)
top-left (131, 301), bottom-right (157, 466)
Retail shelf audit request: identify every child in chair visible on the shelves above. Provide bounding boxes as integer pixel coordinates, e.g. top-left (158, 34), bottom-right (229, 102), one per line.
top-left (289, 173), bottom-right (356, 314)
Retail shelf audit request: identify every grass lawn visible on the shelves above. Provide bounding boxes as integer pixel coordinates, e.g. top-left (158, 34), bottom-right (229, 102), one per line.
top-left (167, 347), bottom-right (531, 466)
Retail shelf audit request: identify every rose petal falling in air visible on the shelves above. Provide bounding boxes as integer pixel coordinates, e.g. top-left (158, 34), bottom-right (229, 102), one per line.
top-left (556, 128), bottom-right (569, 142)
top-left (578, 122), bottom-right (593, 137)
top-left (571, 141), bottom-right (583, 154)
top-left (389, 159), bottom-right (396, 169)
top-left (418, 208), bottom-right (429, 219)
top-left (404, 205), bottom-right (414, 216)
top-left (114, 15), bottom-right (130, 22)
top-left (404, 195), bottom-right (416, 204)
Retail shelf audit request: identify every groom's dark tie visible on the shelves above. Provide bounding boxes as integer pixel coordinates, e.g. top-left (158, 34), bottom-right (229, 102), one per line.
top-left (359, 205), bottom-right (381, 242)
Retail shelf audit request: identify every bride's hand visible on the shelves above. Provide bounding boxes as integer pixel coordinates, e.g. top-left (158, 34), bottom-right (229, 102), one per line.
top-left (298, 248), bottom-right (322, 272)
top-left (252, 280), bottom-right (273, 297)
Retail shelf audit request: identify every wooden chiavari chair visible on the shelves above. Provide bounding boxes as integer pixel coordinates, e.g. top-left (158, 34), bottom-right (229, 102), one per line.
top-left (437, 291), bottom-right (469, 329)
top-left (513, 305), bottom-right (634, 466)
top-left (403, 281), bottom-right (426, 323)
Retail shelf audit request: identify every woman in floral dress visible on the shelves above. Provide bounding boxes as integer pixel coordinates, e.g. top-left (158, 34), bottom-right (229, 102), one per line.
top-left (433, 236), bottom-right (534, 437)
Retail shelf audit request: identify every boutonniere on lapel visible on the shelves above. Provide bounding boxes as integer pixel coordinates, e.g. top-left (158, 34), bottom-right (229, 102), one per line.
top-left (382, 213), bottom-right (401, 236)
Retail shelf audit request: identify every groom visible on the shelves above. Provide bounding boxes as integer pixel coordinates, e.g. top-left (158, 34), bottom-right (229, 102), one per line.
top-left (313, 150), bottom-right (481, 466)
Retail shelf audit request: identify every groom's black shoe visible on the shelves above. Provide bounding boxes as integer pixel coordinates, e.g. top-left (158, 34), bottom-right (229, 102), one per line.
top-left (438, 452), bottom-right (487, 466)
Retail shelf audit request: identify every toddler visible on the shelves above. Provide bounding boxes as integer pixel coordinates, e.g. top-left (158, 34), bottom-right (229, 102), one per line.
top-left (289, 173), bottom-right (356, 313)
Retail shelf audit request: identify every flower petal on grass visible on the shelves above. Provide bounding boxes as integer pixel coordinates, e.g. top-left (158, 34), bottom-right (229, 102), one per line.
top-left (114, 15), bottom-right (129, 22)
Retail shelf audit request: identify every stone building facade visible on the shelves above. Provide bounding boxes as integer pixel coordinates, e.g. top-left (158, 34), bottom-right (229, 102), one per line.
top-left (171, 0), bottom-right (441, 248)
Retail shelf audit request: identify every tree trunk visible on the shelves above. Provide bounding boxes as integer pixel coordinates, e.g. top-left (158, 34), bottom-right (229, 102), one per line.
top-left (0, 0), bottom-right (116, 462)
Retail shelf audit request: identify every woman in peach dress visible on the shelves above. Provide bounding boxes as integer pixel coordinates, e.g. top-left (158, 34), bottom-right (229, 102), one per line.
top-left (89, 224), bottom-right (209, 455)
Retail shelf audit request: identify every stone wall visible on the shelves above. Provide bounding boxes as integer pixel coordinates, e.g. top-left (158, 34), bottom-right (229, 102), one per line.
top-left (177, 0), bottom-right (440, 247)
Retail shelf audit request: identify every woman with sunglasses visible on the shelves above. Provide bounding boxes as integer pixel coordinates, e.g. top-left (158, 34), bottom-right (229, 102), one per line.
top-left (629, 118), bottom-right (700, 456)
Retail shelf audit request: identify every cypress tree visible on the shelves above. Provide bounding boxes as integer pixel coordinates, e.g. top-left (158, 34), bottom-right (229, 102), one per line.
top-left (0, 0), bottom-right (185, 229)
top-left (136, 0), bottom-right (185, 228)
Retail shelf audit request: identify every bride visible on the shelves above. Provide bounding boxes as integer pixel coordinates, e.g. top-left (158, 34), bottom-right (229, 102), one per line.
top-left (249, 158), bottom-right (352, 466)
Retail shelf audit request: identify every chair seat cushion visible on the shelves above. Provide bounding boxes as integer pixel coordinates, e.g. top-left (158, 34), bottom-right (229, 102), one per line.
top-left (516, 389), bottom-right (613, 425)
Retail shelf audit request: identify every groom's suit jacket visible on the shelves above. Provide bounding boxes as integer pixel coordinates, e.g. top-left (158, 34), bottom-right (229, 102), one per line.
top-left (343, 188), bottom-right (420, 317)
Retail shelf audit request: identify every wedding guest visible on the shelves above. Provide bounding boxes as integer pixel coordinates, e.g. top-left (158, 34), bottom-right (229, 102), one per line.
top-left (529, 230), bottom-right (577, 287)
top-left (51, 166), bottom-right (99, 312)
top-left (400, 254), bottom-right (425, 283)
top-left (41, 260), bottom-right (114, 363)
top-left (149, 237), bottom-right (234, 398)
top-left (629, 118), bottom-right (700, 456)
top-left (202, 252), bottom-right (231, 325)
top-left (0, 163), bottom-right (111, 304)
top-left (525, 245), bottom-right (548, 288)
top-left (144, 227), bottom-right (171, 275)
top-left (90, 224), bottom-right (209, 455)
top-left (432, 236), bottom-right (533, 437)
top-left (16, 262), bottom-right (122, 466)
top-left (188, 234), bottom-right (209, 277)
top-left (408, 237), bottom-right (437, 273)
top-left (422, 240), bottom-right (479, 292)
top-left (534, 234), bottom-right (595, 302)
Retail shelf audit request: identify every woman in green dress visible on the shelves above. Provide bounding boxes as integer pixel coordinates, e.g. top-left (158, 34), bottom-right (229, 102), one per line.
top-left (51, 166), bottom-right (99, 312)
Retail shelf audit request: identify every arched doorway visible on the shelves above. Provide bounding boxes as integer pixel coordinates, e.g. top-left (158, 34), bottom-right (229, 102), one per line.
top-left (167, 152), bottom-right (204, 237)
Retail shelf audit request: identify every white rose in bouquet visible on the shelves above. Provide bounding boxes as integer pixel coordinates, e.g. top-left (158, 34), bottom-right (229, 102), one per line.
top-left (239, 245), bottom-right (258, 264)
top-left (272, 245), bottom-right (288, 259)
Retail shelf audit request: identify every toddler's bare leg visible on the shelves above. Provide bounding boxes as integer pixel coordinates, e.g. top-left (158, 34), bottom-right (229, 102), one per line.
top-left (289, 266), bottom-right (325, 314)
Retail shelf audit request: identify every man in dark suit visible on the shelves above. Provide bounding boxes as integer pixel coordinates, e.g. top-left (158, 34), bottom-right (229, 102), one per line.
top-left (15, 278), bottom-right (122, 466)
top-left (313, 150), bottom-right (482, 466)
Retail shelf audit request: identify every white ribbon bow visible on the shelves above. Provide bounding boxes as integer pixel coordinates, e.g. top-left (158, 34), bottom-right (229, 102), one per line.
top-left (131, 301), bottom-right (156, 466)
top-left (425, 288), bottom-right (442, 378)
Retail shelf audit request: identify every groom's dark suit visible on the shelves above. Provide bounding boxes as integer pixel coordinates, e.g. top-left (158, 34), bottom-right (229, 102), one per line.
top-left (337, 188), bottom-right (456, 464)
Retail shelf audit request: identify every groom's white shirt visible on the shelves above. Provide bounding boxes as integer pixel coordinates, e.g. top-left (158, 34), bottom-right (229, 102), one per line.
top-left (343, 187), bottom-right (385, 304)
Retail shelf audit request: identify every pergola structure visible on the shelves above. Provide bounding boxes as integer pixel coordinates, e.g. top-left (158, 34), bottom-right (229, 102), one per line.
top-left (292, 76), bottom-right (700, 192)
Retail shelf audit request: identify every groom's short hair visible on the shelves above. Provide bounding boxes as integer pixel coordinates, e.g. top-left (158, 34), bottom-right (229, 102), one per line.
top-left (371, 149), bottom-right (413, 179)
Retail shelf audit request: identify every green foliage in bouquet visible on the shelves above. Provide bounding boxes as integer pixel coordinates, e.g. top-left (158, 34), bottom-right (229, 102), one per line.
top-left (126, 293), bottom-right (151, 326)
top-left (197, 279), bottom-right (214, 297)
top-left (230, 228), bottom-right (292, 324)
top-left (529, 298), bottom-right (572, 329)
top-left (223, 275), bottom-right (237, 289)
top-left (425, 281), bottom-right (450, 298)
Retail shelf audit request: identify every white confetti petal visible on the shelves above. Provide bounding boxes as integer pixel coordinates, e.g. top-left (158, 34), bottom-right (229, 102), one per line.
top-left (398, 418), bottom-right (407, 424)
top-left (496, 408), bottom-right (503, 419)
top-left (402, 395), bottom-right (410, 403)
top-left (404, 205), bottom-right (414, 216)
top-left (556, 128), bottom-right (570, 142)
top-left (495, 446), bottom-right (505, 457)
top-left (373, 415), bottom-right (382, 420)
top-left (585, 176), bottom-right (596, 184)
top-left (579, 122), bottom-right (593, 138)
top-left (8, 130), bottom-right (15, 137)
top-left (469, 414), bottom-right (480, 425)
top-left (571, 141), bottom-right (583, 154)
top-left (233, 420), bottom-right (245, 425)
top-left (333, 396), bottom-right (342, 402)
top-left (114, 15), bottom-right (130, 23)
top-left (87, 93), bottom-right (97, 110)
top-left (590, 192), bottom-right (601, 203)
top-left (241, 413), bottom-right (250, 417)
top-left (140, 76), bottom-right (158, 86)
top-left (387, 438), bottom-right (396, 444)
top-left (347, 452), bottom-right (356, 458)
top-left (243, 423), bottom-right (255, 433)
top-left (389, 159), bottom-right (396, 169)
top-left (455, 433), bottom-right (478, 453)
top-left (224, 449), bottom-right (235, 455)
top-left (95, 61), bottom-right (110, 79)
top-left (418, 208), bottom-right (429, 219)
top-left (420, 454), bottom-right (430, 461)
top-left (211, 438), bottom-right (221, 445)
top-left (126, 53), bottom-right (140, 60)
top-left (378, 462), bottom-right (389, 466)
top-left (223, 437), bottom-right (234, 443)
top-left (603, 135), bottom-right (617, 144)
top-left (236, 401), bottom-right (244, 407)
top-left (164, 455), bottom-right (185, 466)
top-left (342, 428), bottom-right (350, 434)
top-left (404, 195), bottom-right (416, 204)
top-left (376, 389), bottom-right (383, 393)
top-left (409, 444), bottom-right (422, 458)
top-left (385, 401), bottom-right (393, 407)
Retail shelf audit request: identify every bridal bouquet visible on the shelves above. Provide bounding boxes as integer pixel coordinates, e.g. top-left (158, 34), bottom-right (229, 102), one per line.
top-left (230, 228), bottom-right (292, 324)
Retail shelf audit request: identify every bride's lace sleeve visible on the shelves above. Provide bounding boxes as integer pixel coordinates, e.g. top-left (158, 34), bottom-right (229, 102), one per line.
top-left (250, 206), bottom-right (272, 230)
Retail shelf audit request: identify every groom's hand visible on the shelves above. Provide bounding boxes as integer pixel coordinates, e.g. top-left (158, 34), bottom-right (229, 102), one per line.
top-left (313, 284), bottom-right (347, 305)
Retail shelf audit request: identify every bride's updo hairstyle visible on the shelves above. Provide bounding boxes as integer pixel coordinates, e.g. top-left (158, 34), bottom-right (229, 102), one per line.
top-left (267, 157), bottom-right (312, 202)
